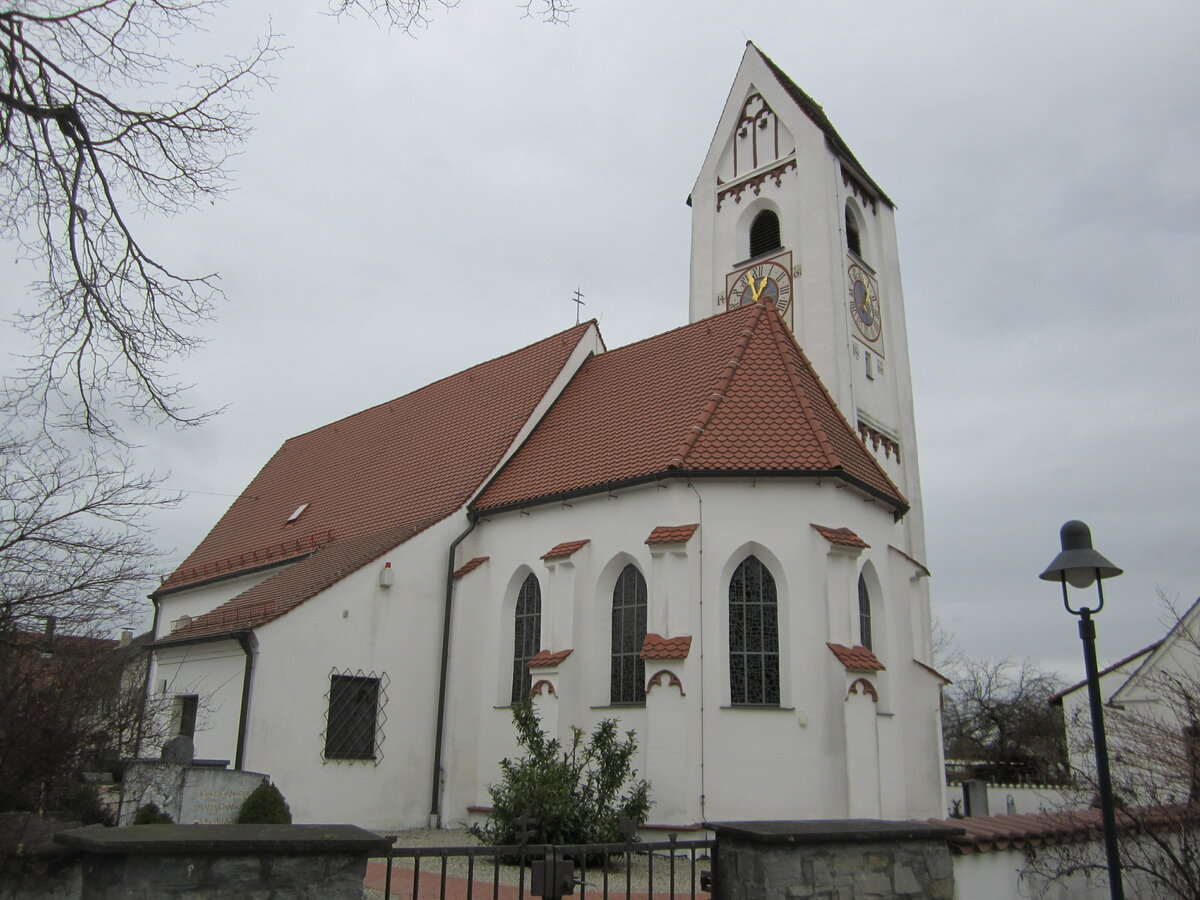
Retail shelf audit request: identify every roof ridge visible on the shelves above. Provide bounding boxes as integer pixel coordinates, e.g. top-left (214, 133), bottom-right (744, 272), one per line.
top-left (669, 303), bottom-right (765, 468)
top-left (762, 302), bottom-right (905, 501)
top-left (284, 320), bottom-right (597, 443)
top-left (760, 302), bottom-right (842, 468)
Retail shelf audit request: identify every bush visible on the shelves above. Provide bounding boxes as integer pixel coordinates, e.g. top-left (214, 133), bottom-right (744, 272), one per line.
top-left (132, 802), bottom-right (173, 825)
top-left (471, 702), bottom-right (651, 847)
top-left (236, 781), bottom-right (292, 824)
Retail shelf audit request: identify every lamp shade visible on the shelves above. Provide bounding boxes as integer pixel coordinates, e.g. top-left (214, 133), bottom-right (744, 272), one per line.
top-left (1039, 520), bottom-right (1123, 588)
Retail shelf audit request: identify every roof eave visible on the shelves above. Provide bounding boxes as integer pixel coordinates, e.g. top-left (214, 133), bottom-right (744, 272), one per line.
top-left (472, 467), bottom-right (908, 520)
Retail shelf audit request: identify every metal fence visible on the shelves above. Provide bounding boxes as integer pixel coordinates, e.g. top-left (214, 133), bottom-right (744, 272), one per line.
top-left (378, 834), bottom-right (715, 900)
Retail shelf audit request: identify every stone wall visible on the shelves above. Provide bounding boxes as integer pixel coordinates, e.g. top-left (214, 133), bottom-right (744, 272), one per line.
top-left (0, 823), bottom-right (391, 900)
top-left (710, 820), bottom-right (961, 900)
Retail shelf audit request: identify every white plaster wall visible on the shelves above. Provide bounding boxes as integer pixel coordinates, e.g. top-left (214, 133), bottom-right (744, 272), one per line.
top-left (239, 514), bottom-right (466, 830)
top-left (150, 642), bottom-right (247, 762)
top-left (444, 476), bottom-right (941, 826)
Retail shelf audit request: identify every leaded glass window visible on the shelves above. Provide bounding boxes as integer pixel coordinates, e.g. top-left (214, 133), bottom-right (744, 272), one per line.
top-left (611, 564), bottom-right (648, 704)
top-left (729, 555), bottom-right (780, 706)
top-left (858, 574), bottom-right (873, 651)
top-left (510, 573), bottom-right (542, 704)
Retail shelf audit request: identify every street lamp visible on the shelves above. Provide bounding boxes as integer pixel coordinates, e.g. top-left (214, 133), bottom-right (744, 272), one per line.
top-left (1040, 520), bottom-right (1124, 900)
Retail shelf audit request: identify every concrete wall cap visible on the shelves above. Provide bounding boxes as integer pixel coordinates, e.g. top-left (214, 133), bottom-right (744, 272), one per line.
top-left (54, 823), bottom-right (392, 855)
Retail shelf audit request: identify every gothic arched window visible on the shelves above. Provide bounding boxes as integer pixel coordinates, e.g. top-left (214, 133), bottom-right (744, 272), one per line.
top-left (729, 555), bottom-right (780, 705)
top-left (749, 209), bottom-right (781, 259)
top-left (611, 564), bottom-right (648, 704)
top-left (858, 573), bottom-right (873, 651)
top-left (845, 204), bottom-right (863, 259)
top-left (511, 573), bottom-right (542, 704)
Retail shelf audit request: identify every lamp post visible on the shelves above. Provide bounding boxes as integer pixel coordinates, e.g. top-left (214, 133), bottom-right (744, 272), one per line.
top-left (1039, 520), bottom-right (1124, 900)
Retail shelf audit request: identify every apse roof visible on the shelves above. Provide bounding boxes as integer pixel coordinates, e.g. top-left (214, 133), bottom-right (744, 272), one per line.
top-left (473, 302), bottom-right (905, 514)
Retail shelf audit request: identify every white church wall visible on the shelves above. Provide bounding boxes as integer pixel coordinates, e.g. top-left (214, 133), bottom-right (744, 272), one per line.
top-left (239, 515), bottom-right (466, 830)
top-left (150, 641), bottom-right (246, 763)
top-left (156, 567), bottom-right (290, 637)
top-left (443, 475), bottom-right (938, 826)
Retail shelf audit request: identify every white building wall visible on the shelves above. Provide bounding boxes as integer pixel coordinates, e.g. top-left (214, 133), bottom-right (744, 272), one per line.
top-left (443, 476), bottom-right (943, 827)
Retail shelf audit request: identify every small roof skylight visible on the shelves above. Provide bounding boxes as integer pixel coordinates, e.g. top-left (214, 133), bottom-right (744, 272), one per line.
top-left (286, 503), bottom-right (310, 524)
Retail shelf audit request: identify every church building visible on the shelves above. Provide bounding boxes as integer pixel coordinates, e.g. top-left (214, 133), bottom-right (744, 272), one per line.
top-left (146, 43), bottom-right (946, 830)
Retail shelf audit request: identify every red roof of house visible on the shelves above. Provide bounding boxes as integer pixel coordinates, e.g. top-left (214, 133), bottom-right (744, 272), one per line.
top-left (827, 642), bottom-right (886, 672)
top-left (640, 634), bottom-right (692, 660)
top-left (811, 524), bottom-right (869, 549)
top-left (645, 524), bottom-right (700, 545)
top-left (923, 805), bottom-right (1200, 855)
top-left (154, 322), bottom-right (595, 643)
top-left (474, 303), bottom-right (905, 513)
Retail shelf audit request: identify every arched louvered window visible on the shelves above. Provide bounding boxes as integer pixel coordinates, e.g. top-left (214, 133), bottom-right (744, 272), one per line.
top-left (729, 555), bottom-right (780, 705)
top-left (858, 573), bottom-right (873, 651)
top-left (511, 574), bottom-right (542, 704)
top-left (611, 564), bottom-right (648, 704)
top-left (749, 209), bottom-right (781, 259)
top-left (845, 205), bottom-right (863, 259)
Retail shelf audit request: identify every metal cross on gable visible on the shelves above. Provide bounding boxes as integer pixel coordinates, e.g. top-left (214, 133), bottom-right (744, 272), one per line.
top-left (571, 287), bottom-right (585, 325)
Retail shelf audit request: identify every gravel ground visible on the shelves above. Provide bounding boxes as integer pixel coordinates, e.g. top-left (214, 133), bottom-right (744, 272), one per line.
top-left (364, 828), bottom-right (713, 899)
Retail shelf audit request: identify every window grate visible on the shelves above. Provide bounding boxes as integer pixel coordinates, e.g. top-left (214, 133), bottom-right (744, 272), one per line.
top-left (322, 669), bottom-right (389, 764)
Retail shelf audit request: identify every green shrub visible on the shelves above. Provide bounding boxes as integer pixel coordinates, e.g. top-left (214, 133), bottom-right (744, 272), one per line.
top-left (236, 781), bottom-right (292, 824)
top-left (132, 802), bottom-right (173, 825)
top-left (471, 701), bottom-right (651, 847)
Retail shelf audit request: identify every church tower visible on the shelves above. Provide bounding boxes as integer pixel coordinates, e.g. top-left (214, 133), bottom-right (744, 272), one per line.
top-left (689, 43), bottom-right (926, 567)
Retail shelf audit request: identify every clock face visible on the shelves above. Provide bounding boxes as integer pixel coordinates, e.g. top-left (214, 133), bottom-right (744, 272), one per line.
top-left (727, 258), bottom-right (792, 314)
top-left (847, 263), bottom-right (882, 344)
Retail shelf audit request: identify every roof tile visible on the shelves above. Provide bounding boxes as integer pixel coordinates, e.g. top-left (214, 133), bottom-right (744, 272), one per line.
top-left (474, 303), bottom-right (905, 513)
top-left (640, 633), bottom-right (692, 660)
top-left (812, 524), bottom-right (869, 549)
top-left (453, 557), bottom-right (489, 579)
top-left (646, 524), bottom-right (699, 545)
top-left (528, 649), bottom-right (573, 668)
top-left (827, 642), bottom-right (886, 672)
top-left (542, 540), bottom-right (589, 561)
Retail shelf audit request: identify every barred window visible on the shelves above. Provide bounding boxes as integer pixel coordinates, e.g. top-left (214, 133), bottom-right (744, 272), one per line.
top-left (511, 573), bottom-right (542, 704)
top-left (323, 670), bottom-right (388, 762)
top-left (729, 555), bottom-right (780, 706)
top-left (858, 574), bottom-right (873, 651)
top-left (749, 209), bottom-right (781, 258)
top-left (611, 564), bottom-right (648, 704)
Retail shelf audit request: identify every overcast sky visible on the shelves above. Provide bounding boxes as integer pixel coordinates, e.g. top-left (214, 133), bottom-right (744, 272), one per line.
top-left (4, 1), bottom-right (1199, 682)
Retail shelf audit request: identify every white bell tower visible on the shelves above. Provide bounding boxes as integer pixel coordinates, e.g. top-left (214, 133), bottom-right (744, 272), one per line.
top-left (688, 42), bottom-right (927, 563)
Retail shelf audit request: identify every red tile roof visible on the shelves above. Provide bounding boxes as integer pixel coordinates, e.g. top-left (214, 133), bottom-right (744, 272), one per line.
top-left (811, 524), bottom-right (869, 549)
top-left (640, 634), bottom-right (692, 660)
top-left (827, 642), bottom-right (886, 672)
top-left (473, 303), bottom-right (905, 514)
top-left (541, 540), bottom-right (589, 561)
top-left (527, 649), bottom-right (573, 668)
top-left (922, 805), bottom-right (1200, 855)
top-left (154, 322), bottom-right (595, 642)
top-left (452, 557), bottom-right (489, 579)
top-left (645, 524), bottom-right (699, 545)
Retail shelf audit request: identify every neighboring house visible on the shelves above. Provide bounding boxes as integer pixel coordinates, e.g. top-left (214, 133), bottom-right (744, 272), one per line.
top-left (1051, 599), bottom-right (1200, 804)
top-left (145, 43), bottom-right (945, 830)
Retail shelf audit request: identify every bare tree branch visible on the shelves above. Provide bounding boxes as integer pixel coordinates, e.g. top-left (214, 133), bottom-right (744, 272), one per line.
top-left (1, 2), bottom-right (280, 435)
top-left (328, 0), bottom-right (576, 33)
